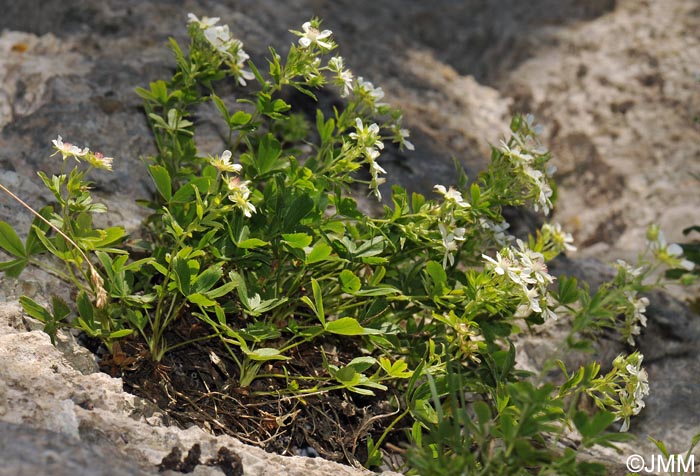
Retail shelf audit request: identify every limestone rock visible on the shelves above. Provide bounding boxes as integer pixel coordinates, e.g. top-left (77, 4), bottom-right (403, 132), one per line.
top-left (0, 302), bottom-right (402, 476)
top-left (1, 0), bottom-right (699, 472)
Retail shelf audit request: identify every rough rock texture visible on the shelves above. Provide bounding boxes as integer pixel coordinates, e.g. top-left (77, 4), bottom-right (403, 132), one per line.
top-left (0, 302), bottom-right (401, 476)
top-left (1, 0), bottom-right (699, 472)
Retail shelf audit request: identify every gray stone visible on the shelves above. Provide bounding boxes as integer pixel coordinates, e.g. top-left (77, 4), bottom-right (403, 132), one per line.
top-left (0, 302), bottom-right (402, 476)
top-left (1, 0), bottom-right (699, 472)
top-left (0, 420), bottom-right (149, 476)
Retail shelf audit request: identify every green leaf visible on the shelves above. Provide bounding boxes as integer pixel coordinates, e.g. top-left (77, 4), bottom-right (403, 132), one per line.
top-left (282, 233), bottom-right (313, 249)
top-left (355, 236), bottom-right (385, 258)
top-left (339, 269), bottom-right (361, 293)
top-left (425, 261), bottom-right (447, 288)
top-left (347, 356), bottom-right (378, 373)
top-left (378, 357), bottom-right (413, 378)
top-left (575, 410), bottom-right (615, 440)
top-left (0, 258), bottom-right (28, 277)
top-left (242, 294), bottom-right (288, 316)
top-left (188, 292), bottom-right (217, 307)
top-left (586, 411), bottom-right (616, 438)
top-left (148, 165), bottom-right (172, 201)
top-left (100, 226), bottom-right (126, 246)
top-left (333, 365), bottom-right (359, 384)
top-left (237, 238), bottom-right (269, 249)
top-left (311, 278), bottom-right (325, 326)
top-left (353, 286), bottom-right (400, 297)
top-left (108, 329), bottom-right (134, 339)
top-left (0, 222), bottom-right (27, 258)
top-left (337, 197), bottom-right (362, 219)
top-left (172, 256), bottom-right (191, 296)
top-left (256, 133), bottom-right (282, 175)
top-left (192, 265), bottom-right (223, 294)
top-left (411, 192), bottom-right (425, 212)
top-left (473, 401), bottom-right (492, 427)
top-left (305, 242), bottom-right (333, 264)
top-left (77, 290), bottom-right (94, 323)
top-left (648, 436), bottom-right (670, 458)
top-left (412, 398), bottom-right (438, 425)
top-left (210, 94), bottom-right (230, 122)
top-left (243, 347), bottom-right (290, 361)
top-left (326, 317), bottom-right (381, 335)
top-left (170, 183), bottom-right (195, 203)
top-left (25, 206), bottom-right (52, 256)
top-left (283, 194), bottom-right (314, 229)
top-left (204, 281), bottom-right (238, 299)
top-left (500, 414), bottom-right (517, 440)
top-left (470, 183), bottom-right (481, 205)
top-left (19, 296), bottom-right (51, 323)
top-left (51, 296), bottom-right (71, 321)
top-left (557, 276), bottom-right (579, 305)
top-left (230, 110), bottom-right (252, 126)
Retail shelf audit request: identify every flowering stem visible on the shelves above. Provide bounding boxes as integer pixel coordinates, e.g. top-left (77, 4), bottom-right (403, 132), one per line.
top-left (0, 181), bottom-right (102, 293)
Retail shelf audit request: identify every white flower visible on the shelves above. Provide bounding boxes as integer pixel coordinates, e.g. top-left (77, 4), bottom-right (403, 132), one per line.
top-left (542, 223), bottom-right (576, 253)
top-left (328, 56), bottom-right (354, 97)
top-left (541, 302), bottom-right (558, 321)
top-left (187, 13), bottom-right (220, 29)
top-left (196, 19), bottom-right (253, 86)
top-left (440, 223), bottom-right (466, 269)
top-left (356, 77), bottom-right (385, 107)
top-left (627, 362), bottom-right (649, 404)
top-left (624, 356), bottom-right (649, 414)
top-left (202, 25), bottom-right (255, 87)
top-left (350, 118), bottom-right (384, 151)
top-left (650, 231), bottom-right (695, 270)
top-left (524, 113), bottom-right (544, 136)
top-left (433, 184), bottom-right (470, 208)
top-left (298, 21), bottom-right (333, 49)
top-left (226, 176), bottom-right (256, 217)
top-left (328, 56), bottom-right (344, 72)
top-left (532, 178), bottom-right (553, 215)
top-left (210, 150), bottom-right (242, 173)
top-left (515, 286), bottom-right (542, 317)
top-left (366, 148), bottom-right (386, 201)
top-left (89, 152), bottom-right (113, 171)
top-left (625, 290), bottom-right (649, 328)
top-left (480, 219), bottom-right (512, 246)
top-left (203, 24), bottom-right (235, 54)
top-left (51, 135), bottom-right (89, 160)
top-left (515, 240), bottom-right (553, 286)
top-left (615, 259), bottom-right (644, 278)
top-left (338, 70), bottom-right (354, 97)
top-left (667, 243), bottom-right (695, 270)
top-left (483, 250), bottom-right (523, 284)
top-left (500, 141), bottom-right (534, 167)
top-left (398, 128), bottom-right (415, 151)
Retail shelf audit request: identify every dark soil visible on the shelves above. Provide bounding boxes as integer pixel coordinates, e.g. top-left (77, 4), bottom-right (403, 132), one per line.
top-left (97, 312), bottom-right (408, 469)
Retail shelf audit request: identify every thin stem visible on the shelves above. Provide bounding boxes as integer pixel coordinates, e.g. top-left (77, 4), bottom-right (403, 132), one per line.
top-left (0, 182), bottom-right (101, 287)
